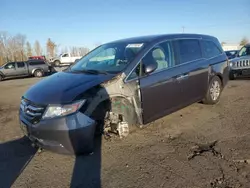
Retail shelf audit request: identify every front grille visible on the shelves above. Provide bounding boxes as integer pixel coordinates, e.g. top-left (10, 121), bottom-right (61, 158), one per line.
top-left (20, 98), bottom-right (46, 124)
top-left (235, 60), bottom-right (250, 67)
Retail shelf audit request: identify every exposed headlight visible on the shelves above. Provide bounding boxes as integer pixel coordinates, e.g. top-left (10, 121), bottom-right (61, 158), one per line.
top-left (229, 62), bottom-right (233, 67)
top-left (42, 100), bottom-right (86, 119)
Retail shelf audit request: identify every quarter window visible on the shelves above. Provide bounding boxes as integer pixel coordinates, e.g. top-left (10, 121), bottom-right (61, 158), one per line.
top-left (17, 62), bottom-right (25, 68)
top-left (202, 40), bottom-right (222, 58)
top-left (176, 39), bottom-right (202, 64)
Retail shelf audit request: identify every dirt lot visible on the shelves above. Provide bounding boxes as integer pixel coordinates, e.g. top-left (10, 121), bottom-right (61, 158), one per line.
top-left (0, 77), bottom-right (250, 188)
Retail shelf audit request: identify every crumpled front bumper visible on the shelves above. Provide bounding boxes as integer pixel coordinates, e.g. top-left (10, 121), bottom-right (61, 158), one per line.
top-left (19, 110), bottom-right (96, 154)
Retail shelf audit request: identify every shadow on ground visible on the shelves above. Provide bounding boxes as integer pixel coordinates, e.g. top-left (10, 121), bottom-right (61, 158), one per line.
top-left (0, 137), bottom-right (37, 188)
top-left (70, 137), bottom-right (102, 188)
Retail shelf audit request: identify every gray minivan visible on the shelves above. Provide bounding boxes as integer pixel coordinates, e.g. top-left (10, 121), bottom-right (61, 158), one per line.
top-left (19, 34), bottom-right (229, 154)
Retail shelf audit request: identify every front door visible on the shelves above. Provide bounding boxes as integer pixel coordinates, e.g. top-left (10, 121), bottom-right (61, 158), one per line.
top-left (3, 62), bottom-right (17, 77)
top-left (140, 66), bottom-right (189, 124)
top-left (138, 40), bottom-right (186, 124)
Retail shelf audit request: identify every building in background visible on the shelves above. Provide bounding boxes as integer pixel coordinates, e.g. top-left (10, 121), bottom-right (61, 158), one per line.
top-left (222, 44), bottom-right (242, 51)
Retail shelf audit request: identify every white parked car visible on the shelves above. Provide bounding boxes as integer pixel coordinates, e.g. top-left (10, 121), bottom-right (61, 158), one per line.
top-left (50, 53), bottom-right (82, 66)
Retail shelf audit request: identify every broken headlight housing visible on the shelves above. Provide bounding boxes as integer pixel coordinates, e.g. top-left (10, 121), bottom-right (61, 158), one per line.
top-left (42, 100), bottom-right (86, 119)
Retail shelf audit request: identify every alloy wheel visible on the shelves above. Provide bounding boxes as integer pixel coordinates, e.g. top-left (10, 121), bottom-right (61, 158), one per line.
top-left (210, 80), bottom-right (221, 101)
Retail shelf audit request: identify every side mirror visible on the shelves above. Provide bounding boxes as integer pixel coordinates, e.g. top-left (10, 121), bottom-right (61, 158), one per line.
top-left (144, 62), bottom-right (157, 74)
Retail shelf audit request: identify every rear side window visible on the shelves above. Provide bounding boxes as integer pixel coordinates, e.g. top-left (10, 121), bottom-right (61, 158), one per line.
top-left (29, 61), bottom-right (45, 66)
top-left (176, 39), bottom-right (202, 64)
top-left (201, 40), bottom-right (222, 58)
top-left (17, 62), bottom-right (25, 68)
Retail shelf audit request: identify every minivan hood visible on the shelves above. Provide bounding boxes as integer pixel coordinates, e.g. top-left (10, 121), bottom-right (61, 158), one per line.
top-left (24, 71), bottom-right (116, 104)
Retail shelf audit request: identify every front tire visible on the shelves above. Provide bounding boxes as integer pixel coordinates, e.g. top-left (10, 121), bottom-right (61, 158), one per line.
top-left (0, 75), bottom-right (3, 81)
top-left (34, 70), bottom-right (44, 77)
top-left (203, 76), bottom-right (222, 105)
top-left (54, 60), bottom-right (60, 67)
top-left (229, 72), bottom-right (236, 80)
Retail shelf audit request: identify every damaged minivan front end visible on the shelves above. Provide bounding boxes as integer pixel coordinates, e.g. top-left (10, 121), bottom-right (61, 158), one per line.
top-left (19, 41), bottom-right (145, 154)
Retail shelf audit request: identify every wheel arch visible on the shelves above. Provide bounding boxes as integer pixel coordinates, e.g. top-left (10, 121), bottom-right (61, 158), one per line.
top-left (208, 65), bottom-right (224, 87)
top-left (0, 71), bottom-right (4, 77)
top-left (31, 68), bottom-right (44, 75)
top-left (53, 58), bottom-right (60, 62)
top-left (85, 94), bottom-right (139, 125)
top-left (214, 73), bottom-right (223, 86)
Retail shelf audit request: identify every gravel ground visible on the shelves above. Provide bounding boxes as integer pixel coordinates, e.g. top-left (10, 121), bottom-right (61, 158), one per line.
top-left (0, 75), bottom-right (250, 188)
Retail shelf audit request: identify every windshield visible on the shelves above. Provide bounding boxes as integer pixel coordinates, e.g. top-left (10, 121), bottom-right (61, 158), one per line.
top-left (69, 42), bottom-right (145, 74)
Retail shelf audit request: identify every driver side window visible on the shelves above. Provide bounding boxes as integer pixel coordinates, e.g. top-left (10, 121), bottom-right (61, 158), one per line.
top-left (5, 63), bottom-right (15, 69)
top-left (127, 41), bottom-right (173, 81)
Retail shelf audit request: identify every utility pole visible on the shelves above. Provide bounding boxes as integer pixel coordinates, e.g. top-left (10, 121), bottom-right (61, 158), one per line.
top-left (182, 26), bottom-right (185, 33)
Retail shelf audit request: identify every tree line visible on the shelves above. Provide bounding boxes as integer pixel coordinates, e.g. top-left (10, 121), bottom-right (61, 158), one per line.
top-left (0, 31), bottom-right (90, 66)
top-left (221, 37), bottom-right (249, 47)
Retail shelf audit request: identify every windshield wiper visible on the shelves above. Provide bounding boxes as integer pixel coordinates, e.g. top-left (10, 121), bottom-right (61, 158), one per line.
top-left (72, 69), bottom-right (108, 75)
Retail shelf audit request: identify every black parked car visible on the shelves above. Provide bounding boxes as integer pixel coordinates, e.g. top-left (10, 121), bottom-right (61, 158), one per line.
top-left (0, 60), bottom-right (53, 81)
top-left (19, 34), bottom-right (229, 154)
top-left (225, 50), bottom-right (239, 59)
top-left (229, 43), bottom-right (250, 79)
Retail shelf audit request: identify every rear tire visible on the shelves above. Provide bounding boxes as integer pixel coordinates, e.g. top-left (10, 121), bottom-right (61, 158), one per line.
top-left (0, 75), bottom-right (3, 81)
top-left (34, 70), bottom-right (44, 77)
top-left (202, 76), bottom-right (222, 105)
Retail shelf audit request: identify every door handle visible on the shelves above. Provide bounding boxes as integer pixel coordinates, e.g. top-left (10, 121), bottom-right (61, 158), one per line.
top-left (176, 74), bottom-right (189, 80)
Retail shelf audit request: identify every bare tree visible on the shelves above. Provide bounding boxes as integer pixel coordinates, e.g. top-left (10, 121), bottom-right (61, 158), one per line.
top-left (60, 47), bottom-right (68, 54)
top-left (26, 41), bottom-right (32, 57)
top-left (0, 31), bottom-right (90, 66)
top-left (46, 38), bottom-right (57, 58)
top-left (15, 34), bottom-right (26, 60)
top-left (70, 46), bottom-right (79, 56)
top-left (34, 40), bottom-right (42, 56)
top-left (221, 41), bottom-right (226, 46)
top-left (94, 42), bottom-right (102, 48)
top-left (69, 46), bottom-right (89, 57)
top-left (240, 37), bottom-right (249, 46)
top-left (78, 47), bottom-right (90, 56)
top-left (0, 32), bottom-right (8, 65)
